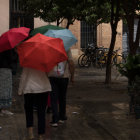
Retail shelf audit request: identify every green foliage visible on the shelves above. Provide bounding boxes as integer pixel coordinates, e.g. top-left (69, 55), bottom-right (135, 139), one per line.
top-left (117, 54), bottom-right (140, 101)
top-left (121, 0), bottom-right (140, 15)
top-left (79, 0), bottom-right (111, 25)
top-left (127, 75), bottom-right (140, 105)
top-left (19, 0), bottom-right (113, 27)
top-left (19, 0), bottom-right (58, 22)
top-left (117, 54), bottom-right (140, 82)
top-left (19, 0), bottom-right (139, 27)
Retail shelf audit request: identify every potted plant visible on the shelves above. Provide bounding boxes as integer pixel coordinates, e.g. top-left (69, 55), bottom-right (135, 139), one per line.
top-left (117, 54), bottom-right (140, 118)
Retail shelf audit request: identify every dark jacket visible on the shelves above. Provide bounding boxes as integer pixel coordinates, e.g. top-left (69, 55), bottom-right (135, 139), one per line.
top-left (0, 49), bottom-right (18, 75)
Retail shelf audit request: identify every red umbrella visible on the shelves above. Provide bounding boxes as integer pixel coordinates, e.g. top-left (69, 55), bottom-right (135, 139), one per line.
top-left (17, 33), bottom-right (68, 72)
top-left (0, 27), bottom-right (30, 53)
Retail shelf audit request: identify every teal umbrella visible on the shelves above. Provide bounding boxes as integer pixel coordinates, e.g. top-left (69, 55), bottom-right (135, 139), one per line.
top-left (44, 29), bottom-right (77, 51)
top-left (30, 25), bottom-right (64, 36)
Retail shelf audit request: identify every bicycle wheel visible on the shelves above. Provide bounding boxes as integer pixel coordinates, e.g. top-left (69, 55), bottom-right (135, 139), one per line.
top-left (113, 55), bottom-right (122, 65)
top-left (78, 54), bottom-right (85, 67)
top-left (96, 50), bottom-right (106, 68)
top-left (81, 54), bottom-right (91, 67)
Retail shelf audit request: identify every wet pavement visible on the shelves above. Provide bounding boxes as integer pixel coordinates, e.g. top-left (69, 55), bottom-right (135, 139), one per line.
top-left (0, 65), bottom-right (140, 140)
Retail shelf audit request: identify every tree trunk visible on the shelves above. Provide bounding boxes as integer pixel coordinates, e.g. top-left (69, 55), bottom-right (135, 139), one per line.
top-left (66, 19), bottom-right (70, 29)
top-left (105, 25), bottom-right (118, 84)
top-left (105, 0), bottom-right (120, 84)
top-left (122, 0), bottom-right (140, 55)
top-left (128, 17), bottom-right (140, 55)
top-left (57, 19), bottom-right (59, 26)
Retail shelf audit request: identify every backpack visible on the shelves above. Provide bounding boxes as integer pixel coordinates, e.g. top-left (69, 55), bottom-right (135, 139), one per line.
top-left (48, 61), bottom-right (67, 78)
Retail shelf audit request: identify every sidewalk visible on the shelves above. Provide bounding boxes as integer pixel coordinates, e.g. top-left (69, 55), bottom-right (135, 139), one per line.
top-left (73, 67), bottom-right (140, 140)
top-left (0, 66), bottom-right (140, 140)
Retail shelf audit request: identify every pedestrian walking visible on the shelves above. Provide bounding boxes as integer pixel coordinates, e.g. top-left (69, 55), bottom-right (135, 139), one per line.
top-left (0, 49), bottom-right (18, 129)
top-left (0, 49), bottom-right (18, 115)
top-left (48, 49), bottom-right (75, 126)
top-left (18, 67), bottom-right (51, 140)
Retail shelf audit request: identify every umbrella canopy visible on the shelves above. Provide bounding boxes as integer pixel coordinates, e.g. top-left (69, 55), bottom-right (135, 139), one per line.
top-left (17, 33), bottom-right (68, 72)
top-left (30, 25), bottom-right (64, 36)
top-left (0, 27), bottom-right (30, 53)
top-left (44, 29), bottom-right (77, 51)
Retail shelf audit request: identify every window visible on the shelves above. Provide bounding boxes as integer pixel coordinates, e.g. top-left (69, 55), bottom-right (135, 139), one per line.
top-left (80, 21), bottom-right (97, 48)
top-left (10, 0), bottom-right (34, 29)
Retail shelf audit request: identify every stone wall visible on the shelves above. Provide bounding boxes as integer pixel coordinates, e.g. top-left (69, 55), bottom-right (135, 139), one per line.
top-left (97, 21), bottom-right (122, 54)
top-left (0, 0), bottom-right (9, 35)
top-left (69, 21), bottom-right (81, 59)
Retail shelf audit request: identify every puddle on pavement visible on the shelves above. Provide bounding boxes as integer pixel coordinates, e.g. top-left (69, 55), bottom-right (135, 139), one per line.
top-left (112, 102), bottom-right (129, 110)
top-left (67, 105), bottom-right (81, 116)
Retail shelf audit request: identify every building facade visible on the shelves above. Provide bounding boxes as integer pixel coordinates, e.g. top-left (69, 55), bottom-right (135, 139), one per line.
top-left (0, 0), bottom-right (9, 35)
top-left (0, 0), bottom-right (123, 58)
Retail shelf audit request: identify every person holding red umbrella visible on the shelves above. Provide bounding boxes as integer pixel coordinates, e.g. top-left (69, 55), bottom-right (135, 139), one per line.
top-left (17, 33), bottom-right (68, 140)
top-left (0, 27), bottom-right (29, 130)
top-left (18, 67), bottom-right (52, 140)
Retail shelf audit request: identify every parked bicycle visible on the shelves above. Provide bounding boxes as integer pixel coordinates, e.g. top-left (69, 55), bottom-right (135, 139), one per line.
top-left (97, 48), bottom-right (123, 68)
top-left (78, 43), bottom-right (104, 68)
top-left (78, 43), bottom-right (96, 67)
